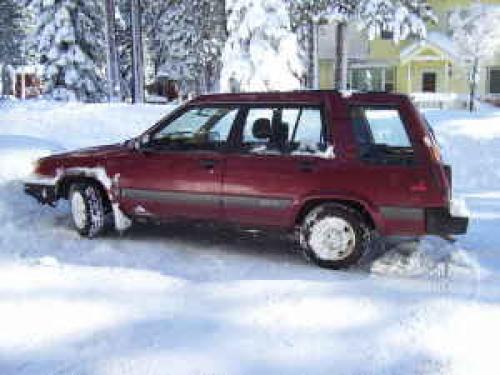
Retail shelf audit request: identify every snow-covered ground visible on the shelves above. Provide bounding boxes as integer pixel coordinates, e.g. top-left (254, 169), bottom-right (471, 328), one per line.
top-left (0, 99), bottom-right (499, 375)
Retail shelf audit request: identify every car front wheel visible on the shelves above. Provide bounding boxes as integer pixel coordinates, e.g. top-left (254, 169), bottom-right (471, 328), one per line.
top-left (300, 203), bottom-right (370, 269)
top-left (69, 182), bottom-right (112, 238)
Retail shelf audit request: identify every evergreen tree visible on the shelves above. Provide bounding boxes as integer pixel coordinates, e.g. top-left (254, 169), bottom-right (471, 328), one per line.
top-left (27, 0), bottom-right (107, 102)
top-left (220, 0), bottom-right (304, 92)
top-left (104, 0), bottom-right (121, 101)
top-left (153, 0), bottom-right (200, 94)
top-left (115, 1), bottom-right (133, 100)
top-left (0, 0), bottom-right (29, 96)
top-left (289, 0), bottom-right (434, 40)
top-left (196, 0), bottom-right (227, 92)
top-left (0, 0), bottom-right (26, 66)
top-left (143, 0), bottom-right (226, 95)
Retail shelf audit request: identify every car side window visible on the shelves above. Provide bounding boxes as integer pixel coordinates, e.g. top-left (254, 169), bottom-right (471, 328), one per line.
top-left (240, 106), bottom-right (325, 155)
top-left (150, 106), bottom-right (238, 150)
top-left (350, 105), bottom-right (414, 163)
top-left (290, 108), bottom-right (324, 153)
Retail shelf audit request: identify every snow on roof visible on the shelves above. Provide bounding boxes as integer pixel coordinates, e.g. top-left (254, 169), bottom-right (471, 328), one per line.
top-left (400, 31), bottom-right (459, 63)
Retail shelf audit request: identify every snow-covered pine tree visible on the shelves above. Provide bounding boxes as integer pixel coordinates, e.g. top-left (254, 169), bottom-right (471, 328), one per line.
top-left (221, 0), bottom-right (304, 92)
top-left (289, 0), bottom-right (433, 41)
top-left (115, 0), bottom-right (133, 100)
top-left (144, 0), bottom-right (225, 96)
top-left (449, 1), bottom-right (500, 111)
top-left (0, 0), bottom-right (28, 96)
top-left (27, 0), bottom-right (107, 102)
top-left (0, 0), bottom-right (26, 66)
top-left (196, 0), bottom-right (227, 93)
top-left (151, 0), bottom-right (199, 95)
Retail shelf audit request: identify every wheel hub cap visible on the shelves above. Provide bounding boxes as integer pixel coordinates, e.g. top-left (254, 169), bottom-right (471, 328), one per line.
top-left (309, 217), bottom-right (356, 261)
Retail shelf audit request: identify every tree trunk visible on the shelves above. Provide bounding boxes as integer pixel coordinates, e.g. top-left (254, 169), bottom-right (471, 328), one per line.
top-left (130, 0), bottom-right (145, 104)
top-left (334, 22), bottom-right (348, 90)
top-left (1, 64), bottom-right (14, 96)
top-left (212, 0), bottom-right (227, 93)
top-left (104, 0), bottom-right (121, 102)
top-left (306, 20), bottom-right (315, 89)
top-left (313, 21), bottom-right (320, 89)
top-left (469, 57), bottom-right (479, 112)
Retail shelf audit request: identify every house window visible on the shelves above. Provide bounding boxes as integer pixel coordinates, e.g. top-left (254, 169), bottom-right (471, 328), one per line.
top-left (384, 68), bottom-right (396, 92)
top-left (488, 68), bottom-right (500, 94)
top-left (381, 30), bottom-right (394, 40)
top-left (422, 72), bottom-right (437, 93)
top-left (350, 67), bottom-right (396, 92)
top-left (351, 68), bottom-right (382, 91)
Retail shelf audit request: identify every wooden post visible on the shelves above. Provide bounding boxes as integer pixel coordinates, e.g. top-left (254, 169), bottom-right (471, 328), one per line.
top-left (21, 71), bottom-right (26, 100)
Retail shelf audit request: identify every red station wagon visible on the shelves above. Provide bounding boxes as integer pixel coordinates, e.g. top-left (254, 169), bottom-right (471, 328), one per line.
top-left (24, 91), bottom-right (468, 269)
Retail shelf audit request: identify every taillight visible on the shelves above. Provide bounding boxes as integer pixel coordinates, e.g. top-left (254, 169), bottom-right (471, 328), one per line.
top-left (424, 135), bottom-right (442, 162)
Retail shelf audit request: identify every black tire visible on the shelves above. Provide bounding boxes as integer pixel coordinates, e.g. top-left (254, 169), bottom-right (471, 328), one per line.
top-left (299, 203), bottom-right (370, 269)
top-left (69, 182), bottom-right (113, 238)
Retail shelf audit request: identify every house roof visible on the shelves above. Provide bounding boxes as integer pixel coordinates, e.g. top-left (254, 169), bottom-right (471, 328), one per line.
top-left (400, 31), bottom-right (459, 64)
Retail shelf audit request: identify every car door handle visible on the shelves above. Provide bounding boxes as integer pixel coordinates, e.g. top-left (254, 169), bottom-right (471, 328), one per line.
top-left (298, 160), bottom-right (317, 172)
top-left (199, 159), bottom-right (218, 169)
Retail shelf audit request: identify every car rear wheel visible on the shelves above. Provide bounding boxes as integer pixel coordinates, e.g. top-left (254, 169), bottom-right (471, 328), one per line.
top-left (69, 182), bottom-right (112, 238)
top-left (300, 203), bottom-right (370, 269)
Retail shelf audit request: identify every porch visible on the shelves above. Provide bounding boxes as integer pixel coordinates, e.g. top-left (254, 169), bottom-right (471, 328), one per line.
top-left (399, 34), bottom-right (468, 109)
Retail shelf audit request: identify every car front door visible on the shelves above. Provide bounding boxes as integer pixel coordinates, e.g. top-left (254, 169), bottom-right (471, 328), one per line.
top-left (222, 104), bottom-right (331, 228)
top-left (115, 105), bottom-right (239, 220)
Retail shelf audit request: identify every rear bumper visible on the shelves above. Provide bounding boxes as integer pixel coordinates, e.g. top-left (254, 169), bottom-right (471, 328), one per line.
top-left (425, 207), bottom-right (469, 235)
top-left (24, 178), bottom-right (58, 205)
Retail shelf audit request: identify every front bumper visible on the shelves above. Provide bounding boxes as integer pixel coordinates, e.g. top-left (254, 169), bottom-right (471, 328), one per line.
top-left (24, 177), bottom-right (58, 205)
top-left (425, 207), bottom-right (469, 235)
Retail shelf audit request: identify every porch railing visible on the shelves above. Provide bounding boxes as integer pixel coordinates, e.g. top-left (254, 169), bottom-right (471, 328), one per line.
top-left (410, 92), bottom-right (469, 110)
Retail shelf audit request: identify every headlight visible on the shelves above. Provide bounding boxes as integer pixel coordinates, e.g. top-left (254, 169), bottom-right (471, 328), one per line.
top-left (31, 159), bottom-right (41, 174)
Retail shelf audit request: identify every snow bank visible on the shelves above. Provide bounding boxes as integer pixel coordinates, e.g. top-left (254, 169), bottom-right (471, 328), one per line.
top-left (424, 108), bottom-right (500, 192)
top-left (0, 100), bottom-right (170, 150)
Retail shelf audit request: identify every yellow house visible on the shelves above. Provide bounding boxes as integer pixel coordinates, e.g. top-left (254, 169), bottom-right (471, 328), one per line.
top-left (317, 0), bottom-right (500, 108)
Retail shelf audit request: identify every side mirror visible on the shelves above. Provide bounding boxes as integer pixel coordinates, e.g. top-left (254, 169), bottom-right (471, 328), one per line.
top-left (131, 134), bottom-right (151, 151)
top-left (207, 131), bottom-right (221, 143)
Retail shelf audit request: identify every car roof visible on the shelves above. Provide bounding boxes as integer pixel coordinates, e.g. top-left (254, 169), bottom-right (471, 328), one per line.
top-left (190, 90), bottom-right (408, 105)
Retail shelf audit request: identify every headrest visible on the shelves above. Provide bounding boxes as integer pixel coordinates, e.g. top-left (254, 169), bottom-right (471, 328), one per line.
top-left (252, 118), bottom-right (272, 139)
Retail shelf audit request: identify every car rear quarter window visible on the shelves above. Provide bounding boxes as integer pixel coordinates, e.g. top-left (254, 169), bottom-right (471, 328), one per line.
top-left (350, 105), bottom-right (414, 164)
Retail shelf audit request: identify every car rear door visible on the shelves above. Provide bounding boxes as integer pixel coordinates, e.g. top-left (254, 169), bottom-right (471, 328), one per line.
top-left (115, 105), bottom-right (239, 220)
top-left (344, 95), bottom-right (434, 235)
top-left (221, 102), bottom-right (332, 228)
